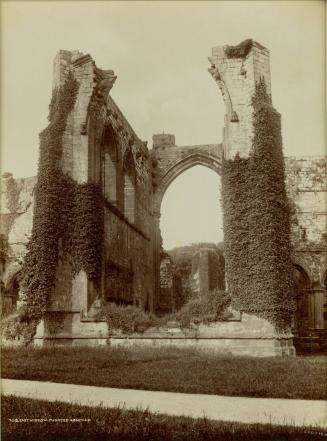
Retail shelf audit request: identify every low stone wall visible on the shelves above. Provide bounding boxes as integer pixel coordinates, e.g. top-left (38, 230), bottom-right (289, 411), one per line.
top-left (33, 312), bottom-right (295, 356)
top-left (108, 337), bottom-right (294, 357)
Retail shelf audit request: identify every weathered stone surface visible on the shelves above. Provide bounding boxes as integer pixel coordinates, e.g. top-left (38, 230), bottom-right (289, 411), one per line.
top-left (209, 41), bottom-right (271, 160)
top-left (1, 175), bottom-right (36, 290)
top-left (190, 248), bottom-right (225, 295)
top-left (285, 156), bottom-right (327, 342)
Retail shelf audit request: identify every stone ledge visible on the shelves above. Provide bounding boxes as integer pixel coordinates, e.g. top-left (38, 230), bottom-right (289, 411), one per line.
top-left (33, 336), bottom-right (295, 356)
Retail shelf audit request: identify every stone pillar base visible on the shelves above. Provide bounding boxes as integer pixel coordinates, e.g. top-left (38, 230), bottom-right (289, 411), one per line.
top-left (33, 312), bottom-right (108, 347)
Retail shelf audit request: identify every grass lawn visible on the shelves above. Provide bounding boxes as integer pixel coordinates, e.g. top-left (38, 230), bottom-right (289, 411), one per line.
top-left (2, 346), bottom-right (326, 400)
top-left (2, 396), bottom-right (325, 441)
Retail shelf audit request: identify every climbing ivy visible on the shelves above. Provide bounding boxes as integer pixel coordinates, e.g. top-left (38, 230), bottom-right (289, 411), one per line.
top-left (19, 73), bottom-right (79, 332)
top-left (225, 39), bottom-right (253, 58)
top-left (12, 72), bottom-right (104, 342)
top-left (221, 78), bottom-right (295, 331)
top-left (224, 39), bottom-right (266, 59)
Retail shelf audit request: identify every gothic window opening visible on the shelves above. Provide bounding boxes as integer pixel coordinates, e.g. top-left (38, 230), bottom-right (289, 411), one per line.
top-left (123, 149), bottom-right (136, 224)
top-left (101, 127), bottom-right (118, 204)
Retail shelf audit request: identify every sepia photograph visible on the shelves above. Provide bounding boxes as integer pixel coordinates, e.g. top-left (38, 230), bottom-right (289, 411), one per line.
top-left (1, 0), bottom-right (326, 440)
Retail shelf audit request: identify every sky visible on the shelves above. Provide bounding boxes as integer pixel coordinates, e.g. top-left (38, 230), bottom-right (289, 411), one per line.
top-left (161, 166), bottom-right (223, 249)
top-left (1, 1), bottom-right (325, 249)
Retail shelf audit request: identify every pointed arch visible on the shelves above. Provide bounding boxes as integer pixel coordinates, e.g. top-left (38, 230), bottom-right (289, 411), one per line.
top-left (101, 125), bottom-right (119, 204)
top-left (293, 264), bottom-right (311, 291)
top-left (292, 256), bottom-right (312, 284)
top-left (152, 150), bottom-right (222, 304)
top-left (155, 152), bottom-right (222, 213)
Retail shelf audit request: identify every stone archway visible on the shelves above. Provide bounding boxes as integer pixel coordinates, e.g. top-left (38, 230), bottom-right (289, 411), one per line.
top-left (155, 152), bottom-right (222, 210)
top-left (150, 134), bottom-right (223, 308)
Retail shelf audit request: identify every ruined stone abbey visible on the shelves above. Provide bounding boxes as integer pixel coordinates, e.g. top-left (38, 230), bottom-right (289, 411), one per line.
top-left (1, 40), bottom-right (326, 355)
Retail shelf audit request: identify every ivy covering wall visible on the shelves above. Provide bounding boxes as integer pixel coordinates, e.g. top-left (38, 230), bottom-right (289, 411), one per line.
top-left (221, 78), bottom-right (295, 331)
top-left (14, 72), bottom-right (104, 341)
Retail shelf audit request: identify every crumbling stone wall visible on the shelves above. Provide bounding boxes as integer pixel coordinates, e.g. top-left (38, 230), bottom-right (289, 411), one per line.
top-left (209, 40), bottom-right (271, 160)
top-left (209, 40), bottom-right (295, 338)
top-left (1, 51), bottom-right (155, 343)
top-left (46, 51), bottom-right (154, 322)
top-left (0, 174), bottom-right (36, 314)
top-left (190, 248), bottom-right (225, 296)
top-left (285, 156), bottom-right (327, 334)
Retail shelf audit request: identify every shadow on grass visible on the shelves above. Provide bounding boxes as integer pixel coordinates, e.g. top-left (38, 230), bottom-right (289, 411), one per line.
top-left (2, 396), bottom-right (326, 441)
top-left (2, 345), bottom-right (327, 400)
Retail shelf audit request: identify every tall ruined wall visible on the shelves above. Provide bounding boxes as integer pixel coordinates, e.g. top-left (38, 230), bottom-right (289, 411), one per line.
top-left (210, 39), bottom-right (294, 331)
top-left (45, 51), bottom-right (154, 318)
top-left (1, 50), bottom-right (155, 343)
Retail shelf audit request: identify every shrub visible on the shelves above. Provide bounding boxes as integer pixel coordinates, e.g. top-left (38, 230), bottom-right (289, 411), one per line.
top-left (173, 289), bottom-right (231, 328)
top-left (102, 302), bottom-right (159, 334)
top-left (101, 289), bottom-right (231, 334)
top-left (1, 308), bottom-right (37, 344)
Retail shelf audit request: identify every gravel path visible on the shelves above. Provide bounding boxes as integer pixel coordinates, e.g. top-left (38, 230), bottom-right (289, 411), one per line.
top-left (2, 379), bottom-right (326, 428)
